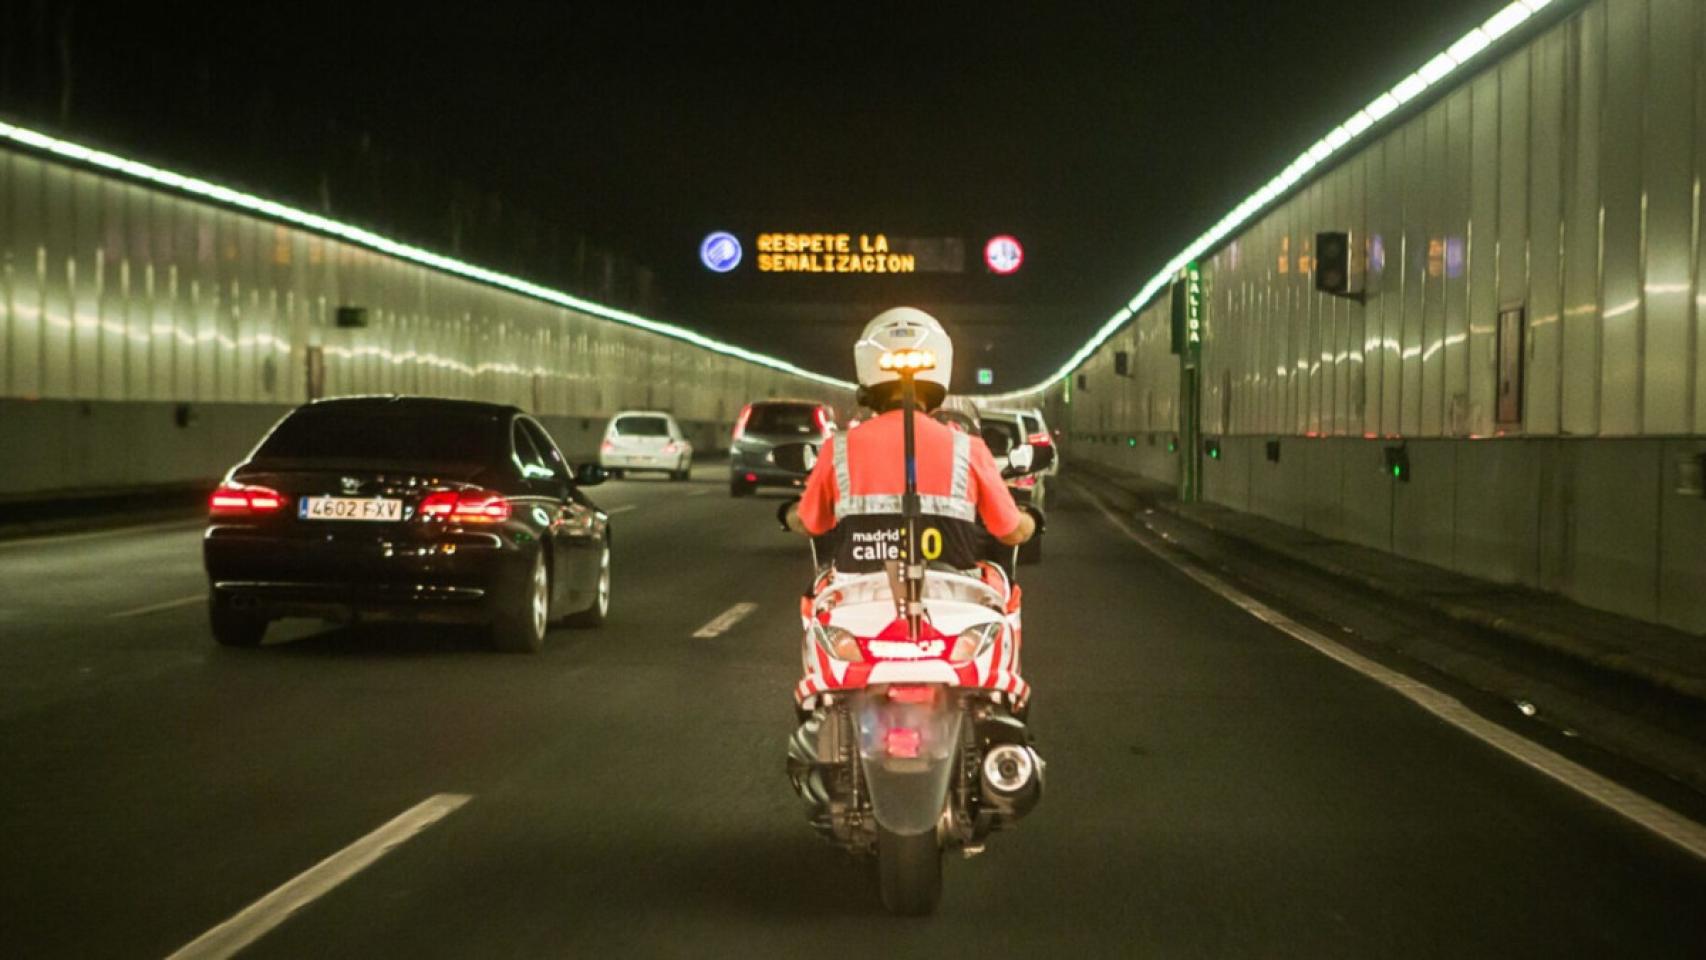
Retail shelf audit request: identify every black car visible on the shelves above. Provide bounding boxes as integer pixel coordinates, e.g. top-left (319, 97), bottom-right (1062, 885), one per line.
top-left (729, 400), bottom-right (837, 496)
top-left (203, 396), bottom-right (611, 652)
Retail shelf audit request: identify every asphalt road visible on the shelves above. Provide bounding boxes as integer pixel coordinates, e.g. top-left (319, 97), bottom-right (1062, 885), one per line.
top-left (2, 465), bottom-right (1703, 958)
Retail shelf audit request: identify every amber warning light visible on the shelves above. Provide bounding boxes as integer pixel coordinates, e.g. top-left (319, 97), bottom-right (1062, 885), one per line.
top-left (878, 349), bottom-right (937, 373)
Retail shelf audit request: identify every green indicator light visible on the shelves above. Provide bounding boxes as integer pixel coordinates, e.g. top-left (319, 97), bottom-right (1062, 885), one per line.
top-left (1127, 436), bottom-right (1137, 447)
top-left (1392, 465), bottom-right (1402, 477)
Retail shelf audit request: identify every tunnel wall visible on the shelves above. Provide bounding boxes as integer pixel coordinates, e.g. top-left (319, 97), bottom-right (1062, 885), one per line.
top-left (0, 144), bottom-right (849, 499)
top-left (1030, 0), bottom-right (1706, 634)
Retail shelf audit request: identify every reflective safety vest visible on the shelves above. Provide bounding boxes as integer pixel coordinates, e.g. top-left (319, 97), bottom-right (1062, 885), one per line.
top-left (828, 418), bottom-right (986, 573)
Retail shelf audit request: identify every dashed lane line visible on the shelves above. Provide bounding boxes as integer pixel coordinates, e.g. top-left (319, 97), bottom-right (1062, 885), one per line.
top-left (606, 504), bottom-right (638, 515)
top-left (692, 602), bottom-right (759, 638)
top-left (110, 593), bottom-right (205, 618)
top-left (166, 793), bottom-right (472, 960)
top-left (1081, 486), bottom-right (1706, 863)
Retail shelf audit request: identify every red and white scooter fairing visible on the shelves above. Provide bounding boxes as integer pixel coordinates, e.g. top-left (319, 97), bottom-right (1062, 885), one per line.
top-left (785, 551), bottom-right (1044, 915)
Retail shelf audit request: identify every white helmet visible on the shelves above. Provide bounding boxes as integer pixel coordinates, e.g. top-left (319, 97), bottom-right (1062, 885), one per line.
top-left (854, 307), bottom-right (954, 395)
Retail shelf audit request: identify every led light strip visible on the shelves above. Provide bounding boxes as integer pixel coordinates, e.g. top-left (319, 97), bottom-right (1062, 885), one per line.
top-left (0, 120), bottom-right (855, 391)
top-left (980, 0), bottom-right (1560, 403)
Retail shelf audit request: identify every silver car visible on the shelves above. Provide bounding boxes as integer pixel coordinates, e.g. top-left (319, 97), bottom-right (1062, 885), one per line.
top-left (600, 411), bottom-right (693, 481)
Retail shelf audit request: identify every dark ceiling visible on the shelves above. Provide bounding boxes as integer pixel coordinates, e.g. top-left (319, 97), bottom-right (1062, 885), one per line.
top-left (1, 0), bottom-right (1501, 389)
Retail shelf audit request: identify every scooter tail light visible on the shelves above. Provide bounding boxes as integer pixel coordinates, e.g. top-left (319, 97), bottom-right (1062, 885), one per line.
top-left (885, 727), bottom-right (923, 759)
top-left (210, 483), bottom-right (285, 517)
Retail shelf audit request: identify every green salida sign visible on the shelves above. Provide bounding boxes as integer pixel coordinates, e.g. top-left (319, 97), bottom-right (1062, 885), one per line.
top-left (1169, 260), bottom-right (1202, 358)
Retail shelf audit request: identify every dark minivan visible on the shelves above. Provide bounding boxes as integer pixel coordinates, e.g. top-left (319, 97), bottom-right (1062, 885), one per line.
top-left (729, 400), bottom-right (837, 496)
top-left (203, 396), bottom-right (610, 652)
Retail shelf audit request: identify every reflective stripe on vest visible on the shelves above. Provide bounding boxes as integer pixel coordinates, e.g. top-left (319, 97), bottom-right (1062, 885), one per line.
top-left (834, 428), bottom-right (976, 523)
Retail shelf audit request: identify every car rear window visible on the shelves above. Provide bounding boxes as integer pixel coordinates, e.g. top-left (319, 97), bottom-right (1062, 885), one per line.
top-left (253, 408), bottom-right (503, 465)
top-left (981, 420), bottom-right (1021, 456)
top-left (614, 416), bottom-right (670, 437)
top-left (748, 404), bottom-right (821, 435)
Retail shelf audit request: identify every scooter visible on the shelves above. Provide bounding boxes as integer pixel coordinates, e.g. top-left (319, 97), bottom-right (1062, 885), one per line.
top-left (773, 360), bottom-right (1047, 915)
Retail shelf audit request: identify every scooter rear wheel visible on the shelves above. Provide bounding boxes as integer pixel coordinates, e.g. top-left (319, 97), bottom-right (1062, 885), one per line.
top-left (876, 827), bottom-right (942, 915)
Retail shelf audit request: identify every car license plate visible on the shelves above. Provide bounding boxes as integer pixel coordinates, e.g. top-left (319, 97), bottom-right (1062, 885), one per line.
top-left (299, 496), bottom-right (403, 521)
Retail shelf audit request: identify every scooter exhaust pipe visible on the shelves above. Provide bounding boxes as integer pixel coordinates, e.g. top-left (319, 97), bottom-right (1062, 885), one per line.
top-left (980, 743), bottom-right (1044, 820)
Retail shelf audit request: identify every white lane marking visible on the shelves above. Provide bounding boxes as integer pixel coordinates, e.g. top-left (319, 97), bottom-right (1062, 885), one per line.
top-left (1082, 490), bottom-right (1706, 862)
top-left (167, 793), bottom-right (471, 960)
top-left (692, 602), bottom-right (759, 638)
top-left (687, 488), bottom-right (714, 497)
top-left (110, 593), bottom-right (205, 618)
top-left (0, 518), bottom-right (203, 551)
top-left (606, 504), bottom-right (638, 515)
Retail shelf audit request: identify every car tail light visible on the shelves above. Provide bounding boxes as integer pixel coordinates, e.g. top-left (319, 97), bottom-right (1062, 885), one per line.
top-left (732, 403), bottom-right (753, 441)
top-left (601, 440), bottom-right (616, 453)
top-left (813, 406), bottom-right (832, 438)
top-left (885, 727), bottom-right (923, 759)
top-left (1027, 432), bottom-right (1052, 446)
top-left (418, 489), bottom-right (512, 524)
top-left (210, 483), bottom-right (285, 517)
top-left (745, 472), bottom-right (758, 483)
top-left (663, 441), bottom-right (679, 454)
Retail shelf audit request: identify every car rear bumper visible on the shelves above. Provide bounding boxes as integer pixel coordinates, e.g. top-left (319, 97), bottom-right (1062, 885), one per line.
top-left (601, 452), bottom-right (685, 470)
top-left (204, 529), bottom-right (527, 624)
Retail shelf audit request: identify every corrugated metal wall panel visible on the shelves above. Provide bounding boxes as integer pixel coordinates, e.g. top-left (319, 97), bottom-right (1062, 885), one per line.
top-left (1444, 88), bottom-right (1474, 436)
top-left (1401, 121), bottom-right (1428, 436)
top-left (1641, 0), bottom-right (1698, 435)
top-left (1528, 29), bottom-right (1567, 436)
top-left (1468, 72), bottom-right (1502, 438)
top-left (1423, 102), bottom-right (1450, 437)
top-left (1599, 0), bottom-right (1645, 435)
top-left (1561, 4), bottom-right (1605, 434)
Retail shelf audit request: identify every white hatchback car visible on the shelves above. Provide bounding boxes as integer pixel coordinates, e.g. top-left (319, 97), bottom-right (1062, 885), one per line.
top-left (600, 411), bottom-right (693, 481)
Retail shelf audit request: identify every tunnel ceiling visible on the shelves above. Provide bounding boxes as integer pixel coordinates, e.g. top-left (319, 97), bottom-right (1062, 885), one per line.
top-left (3, 0), bottom-right (1503, 386)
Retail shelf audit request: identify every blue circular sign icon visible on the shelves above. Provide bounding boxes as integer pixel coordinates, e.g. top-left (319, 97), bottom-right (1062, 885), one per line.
top-left (700, 232), bottom-right (743, 273)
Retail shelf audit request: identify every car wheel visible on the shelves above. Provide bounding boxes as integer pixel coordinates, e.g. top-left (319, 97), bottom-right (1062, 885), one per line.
top-left (567, 539), bottom-right (610, 628)
top-left (492, 550), bottom-right (549, 653)
top-left (209, 595), bottom-right (268, 648)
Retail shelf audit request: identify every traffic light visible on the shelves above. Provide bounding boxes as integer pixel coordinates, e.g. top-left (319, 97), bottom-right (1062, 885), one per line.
top-left (1315, 232), bottom-right (1350, 294)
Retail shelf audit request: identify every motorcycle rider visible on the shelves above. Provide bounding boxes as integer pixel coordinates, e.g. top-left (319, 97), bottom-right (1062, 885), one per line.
top-left (785, 307), bottom-right (1035, 568)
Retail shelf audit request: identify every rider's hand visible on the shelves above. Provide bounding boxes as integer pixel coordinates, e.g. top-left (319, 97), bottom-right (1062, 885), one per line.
top-left (996, 511), bottom-right (1036, 546)
top-left (785, 502), bottom-right (812, 536)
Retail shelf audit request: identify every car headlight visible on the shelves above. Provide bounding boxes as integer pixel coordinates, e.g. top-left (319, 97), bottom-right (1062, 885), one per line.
top-left (950, 622), bottom-right (1001, 663)
top-left (811, 623), bottom-right (864, 662)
